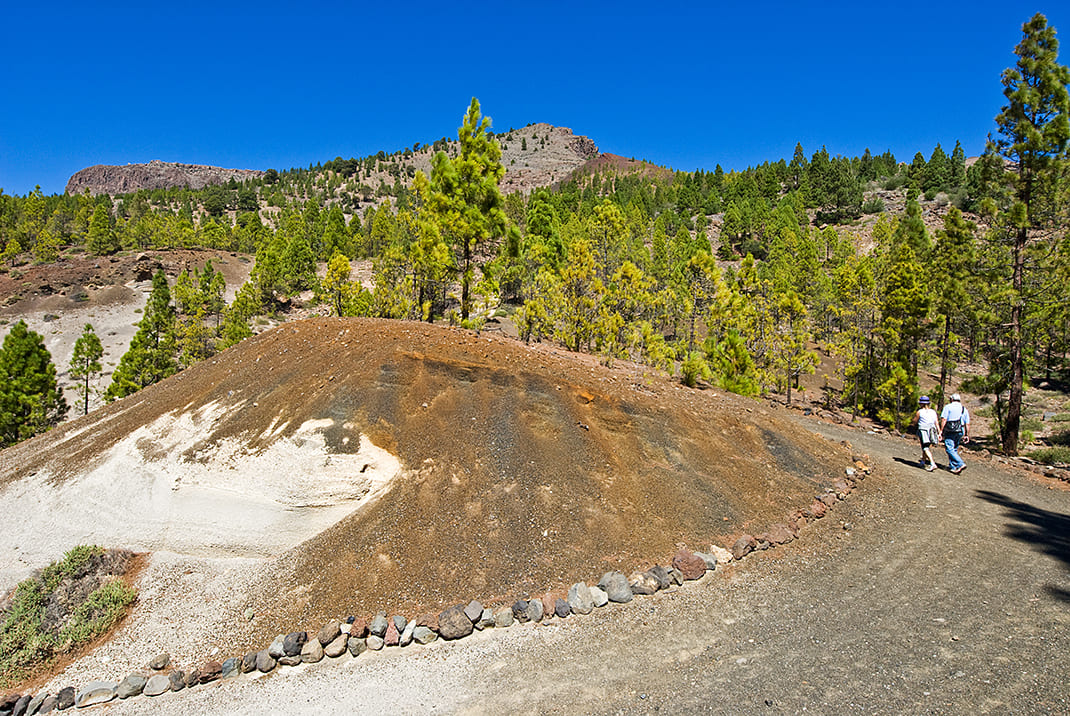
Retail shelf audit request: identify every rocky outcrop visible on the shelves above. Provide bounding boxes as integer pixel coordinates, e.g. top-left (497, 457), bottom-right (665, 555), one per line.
top-left (65, 160), bottom-right (263, 196)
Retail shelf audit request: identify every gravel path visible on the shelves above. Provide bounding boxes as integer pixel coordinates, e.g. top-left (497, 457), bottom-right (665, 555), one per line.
top-left (72, 420), bottom-right (1070, 714)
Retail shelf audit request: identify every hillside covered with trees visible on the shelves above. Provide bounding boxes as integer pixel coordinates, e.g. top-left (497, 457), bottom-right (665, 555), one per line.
top-left (1, 13), bottom-right (1068, 463)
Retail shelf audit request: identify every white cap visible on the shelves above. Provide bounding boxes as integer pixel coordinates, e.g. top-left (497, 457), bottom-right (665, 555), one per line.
top-left (951, 393), bottom-right (961, 402)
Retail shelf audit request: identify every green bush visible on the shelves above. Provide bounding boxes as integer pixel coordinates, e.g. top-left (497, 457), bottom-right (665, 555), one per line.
top-left (680, 352), bottom-right (712, 388)
top-left (862, 197), bottom-right (885, 214)
top-left (1028, 446), bottom-right (1070, 465)
top-left (0, 545), bottom-right (135, 688)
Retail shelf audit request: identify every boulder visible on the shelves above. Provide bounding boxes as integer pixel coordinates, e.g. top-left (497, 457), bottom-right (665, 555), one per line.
top-left (168, 671), bottom-right (186, 691)
top-left (56, 688), bottom-right (75, 710)
top-left (221, 657), bottom-right (239, 679)
top-left (541, 594), bottom-right (556, 619)
top-left (438, 605), bottom-right (474, 640)
top-left (324, 634), bottom-right (349, 658)
top-left (649, 565), bottom-right (672, 589)
top-left (143, 675), bottom-right (170, 697)
top-left (589, 585), bottom-right (609, 607)
top-left (708, 544), bottom-right (733, 564)
top-left (672, 549), bottom-right (708, 580)
top-left (301, 639), bottom-right (324, 663)
top-left (599, 571), bottom-right (633, 603)
top-left (694, 551), bottom-right (719, 570)
top-left (12, 695), bottom-right (30, 716)
top-left (256, 650), bottom-right (277, 673)
top-left (349, 617), bottom-right (369, 639)
top-left (399, 621), bottom-right (416, 646)
top-left (629, 572), bottom-right (658, 595)
top-left (369, 614), bottom-right (389, 638)
top-left (416, 613), bottom-right (439, 632)
top-left (412, 626), bottom-right (438, 645)
top-left (278, 656), bottom-right (302, 666)
top-left (512, 600), bottom-right (529, 622)
top-left (317, 620), bottom-right (341, 646)
top-left (732, 535), bottom-right (757, 560)
top-left (525, 597), bottom-right (544, 623)
top-left (283, 631), bottom-right (308, 657)
top-left (493, 606), bottom-right (514, 627)
top-left (268, 634), bottom-right (286, 659)
top-left (74, 682), bottom-right (116, 708)
top-left (476, 608), bottom-right (496, 630)
top-left (199, 661), bottom-right (222, 684)
top-left (347, 635), bottom-right (368, 657)
top-left (554, 599), bottom-right (571, 618)
top-left (463, 600), bottom-right (483, 623)
top-left (391, 615), bottom-right (408, 634)
top-left (1, 694), bottom-right (21, 714)
top-left (567, 583), bottom-right (594, 615)
top-left (116, 675), bottom-right (146, 699)
top-left (765, 523), bottom-right (796, 545)
top-left (184, 669), bottom-right (201, 687)
top-left (31, 694), bottom-right (54, 715)
top-left (384, 620), bottom-right (400, 646)
top-left (366, 635), bottom-right (384, 651)
top-left (149, 653), bottom-right (171, 671)
top-left (241, 652), bottom-right (258, 674)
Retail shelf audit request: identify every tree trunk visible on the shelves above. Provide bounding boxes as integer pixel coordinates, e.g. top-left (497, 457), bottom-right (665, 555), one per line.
top-left (1003, 229), bottom-right (1026, 455)
top-left (938, 312), bottom-right (952, 408)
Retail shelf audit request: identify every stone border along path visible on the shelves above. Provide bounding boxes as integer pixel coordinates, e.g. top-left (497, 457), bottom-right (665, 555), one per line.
top-left (0, 455), bottom-right (868, 715)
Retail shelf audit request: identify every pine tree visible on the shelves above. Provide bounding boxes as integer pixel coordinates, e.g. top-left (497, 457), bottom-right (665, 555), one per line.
top-left (991, 12), bottom-right (1070, 454)
top-left (930, 207), bottom-right (977, 406)
top-left (0, 320), bottom-right (68, 446)
top-left (86, 204), bottom-right (117, 255)
top-left (105, 270), bottom-right (178, 401)
top-left (69, 323), bottom-right (104, 416)
top-left (417, 98), bottom-right (508, 322)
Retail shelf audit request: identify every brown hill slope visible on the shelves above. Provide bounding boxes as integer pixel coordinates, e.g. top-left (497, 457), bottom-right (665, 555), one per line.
top-left (0, 318), bottom-right (850, 649)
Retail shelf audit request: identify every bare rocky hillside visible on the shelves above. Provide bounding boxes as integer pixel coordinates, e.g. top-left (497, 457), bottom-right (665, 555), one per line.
top-left (65, 161), bottom-right (265, 195)
top-left (0, 318), bottom-right (852, 669)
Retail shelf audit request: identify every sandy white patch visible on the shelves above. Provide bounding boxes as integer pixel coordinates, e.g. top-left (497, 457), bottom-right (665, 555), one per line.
top-left (0, 403), bottom-right (401, 592)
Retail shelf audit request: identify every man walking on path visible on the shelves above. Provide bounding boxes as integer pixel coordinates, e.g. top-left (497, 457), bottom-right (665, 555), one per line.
top-left (940, 393), bottom-right (970, 474)
top-left (911, 396), bottom-right (940, 471)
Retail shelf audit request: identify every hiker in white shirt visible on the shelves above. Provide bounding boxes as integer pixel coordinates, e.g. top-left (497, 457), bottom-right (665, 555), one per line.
top-left (940, 393), bottom-right (971, 474)
top-left (911, 395), bottom-right (940, 471)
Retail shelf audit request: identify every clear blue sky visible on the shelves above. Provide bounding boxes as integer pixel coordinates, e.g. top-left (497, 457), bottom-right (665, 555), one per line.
top-left (2, 1), bottom-right (1067, 197)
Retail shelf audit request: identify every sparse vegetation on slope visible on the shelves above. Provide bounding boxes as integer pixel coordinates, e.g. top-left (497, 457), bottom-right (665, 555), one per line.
top-left (0, 545), bottom-right (136, 688)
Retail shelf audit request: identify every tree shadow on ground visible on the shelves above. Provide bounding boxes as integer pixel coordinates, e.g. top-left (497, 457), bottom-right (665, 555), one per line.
top-left (976, 489), bottom-right (1070, 603)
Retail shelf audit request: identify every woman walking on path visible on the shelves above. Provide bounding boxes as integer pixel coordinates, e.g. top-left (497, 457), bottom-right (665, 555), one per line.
top-left (911, 396), bottom-right (940, 471)
top-left (940, 393), bottom-right (971, 474)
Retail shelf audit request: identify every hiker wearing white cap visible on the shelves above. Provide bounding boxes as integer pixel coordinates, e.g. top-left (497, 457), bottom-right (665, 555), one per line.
top-left (940, 393), bottom-right (971, 474)
top-left (911, 396), bottom-right (940, 471)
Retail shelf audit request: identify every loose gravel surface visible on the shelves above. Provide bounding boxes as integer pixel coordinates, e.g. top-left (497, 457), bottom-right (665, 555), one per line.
top-left (86, 418), bottom-right (1070, 715)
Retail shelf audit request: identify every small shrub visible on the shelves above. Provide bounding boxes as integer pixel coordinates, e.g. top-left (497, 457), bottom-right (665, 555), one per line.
top-left (1021, 417), bottom-right (1044, 434)
top-left (680, 352), bottom-right (711, 388)
top-left (862, 197), bottom-right (885, 214)
top-left (1028, 446), bottom-right (1070, 465)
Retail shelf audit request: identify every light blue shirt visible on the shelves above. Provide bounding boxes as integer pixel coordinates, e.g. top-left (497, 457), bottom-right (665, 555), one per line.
top-left (941, 401), bottom-right (969, 429)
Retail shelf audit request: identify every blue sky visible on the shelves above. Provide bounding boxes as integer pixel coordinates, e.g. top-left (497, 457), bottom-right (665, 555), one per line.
top-left (2, 1), bottom-right (1067, 196)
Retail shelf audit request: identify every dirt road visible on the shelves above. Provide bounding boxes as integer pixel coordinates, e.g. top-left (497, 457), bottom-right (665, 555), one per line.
top-left (105, 420), bottom-right (1070, 715)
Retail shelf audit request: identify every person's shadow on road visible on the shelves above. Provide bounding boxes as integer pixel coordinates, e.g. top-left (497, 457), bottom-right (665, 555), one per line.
top-left (977, 489), bottom-right (1070, 603)
top-left (891, 456), bottom-right (940, 470)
